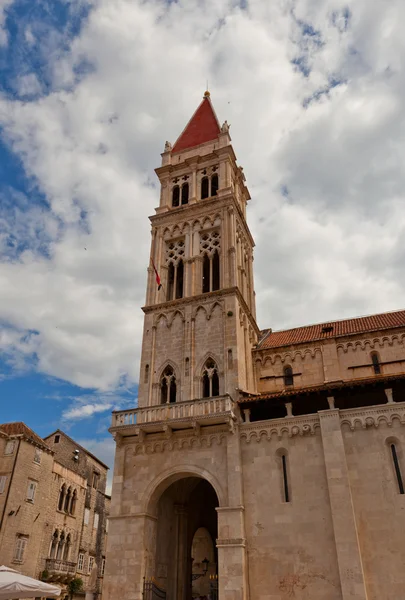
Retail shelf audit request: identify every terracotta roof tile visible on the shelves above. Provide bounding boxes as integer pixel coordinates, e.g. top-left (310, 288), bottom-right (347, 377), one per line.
top-left (172, 95), bottom-right (220, 154)
top-left (0, 422), bottom-right (52, 451)
top-left (258, 309), bottom-right (405, 350)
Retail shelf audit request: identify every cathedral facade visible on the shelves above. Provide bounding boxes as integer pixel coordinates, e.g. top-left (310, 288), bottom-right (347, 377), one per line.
top-left (104, 93), bottom-right (405, 600)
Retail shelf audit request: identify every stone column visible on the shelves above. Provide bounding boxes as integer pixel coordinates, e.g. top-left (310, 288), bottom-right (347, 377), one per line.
top-left (217, 430), bottom-right (249, 600)
top-left (319, 410), bottom-right (368, 600)
top-left (174, 504), bottom-right (188, 600)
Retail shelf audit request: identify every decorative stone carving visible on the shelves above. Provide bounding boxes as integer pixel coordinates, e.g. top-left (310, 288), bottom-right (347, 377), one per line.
top-left (164, 141), bottom-right (172, 152)
top-left (220, 120), bottom-right (230, 133)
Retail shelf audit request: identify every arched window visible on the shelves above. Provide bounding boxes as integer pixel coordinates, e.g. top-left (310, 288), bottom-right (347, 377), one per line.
top-left (70, 489), bottom-right (77, 516)
top-left (279, 452), bottom-right (290, 502)
top-left (144, 364), bottom-right (149, 384)
top-left (50, 531), bottom-right (59, 558)
top-left (64, 487), bottom-right (72, 512)
top-left (212, 250), bottom-right (220, 291)
top-left (172, 186), bottom-right (180, 207)
top-left (58, 484), bottom-right (66, 511)
top-left (176, 260), bottom-right (184, 299)
top-left (63, 534), bottom-right (71, 561)
top-left (167, 260), bottom-right (184, 301)
top-left (167, 262), bottom-right (175, 301)
top-left (371, 352), bottom-right (381, 375)
top-left (284, 366), bottom-right (293, 387)
top-left (201, 177), bottom-right (209, 199)
top-left (202, 254), bottom-right (210, 293)
top-left (390, 443), bottom-right (404, 494)
top-left (211, 174), bottom-right (218, 196)
top-left (160, 366), bottom-right (176, 404)
top-left (181, 183), bottom-right (189, 205)
top-left (202, 359), bottom-right (219, 398)
top-left (56, 532), bottom-right (65, 560)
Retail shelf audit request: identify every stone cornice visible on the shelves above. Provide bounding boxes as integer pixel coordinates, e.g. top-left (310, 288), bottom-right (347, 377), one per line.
top-left (142, 286), bottom-right (260, 335)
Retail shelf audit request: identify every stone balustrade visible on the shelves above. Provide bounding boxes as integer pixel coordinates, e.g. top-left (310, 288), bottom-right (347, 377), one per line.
top-left (111, 395), bottom-right (235, 433)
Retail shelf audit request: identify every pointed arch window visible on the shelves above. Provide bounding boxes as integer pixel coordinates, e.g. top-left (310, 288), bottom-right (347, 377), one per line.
top-left (371, 352), bottom-right (381, 375)
top-left (63, 534), bottom-right (71, 561)
top-left (161, 366), bottom-right (177, 404)
top-left (211, 174), bottom-right (218, 196)
top-left (181, 183), bottom-right (189, 205)
top-left (201, 177), bottom-right (209, 199)
top-left (50, 531), bottom-right (59, 558)
top-left (58, 484), bottom-right (66, 511)
top-left (56, 532), bottom-right (65, 560)
top-left (284, 366), bottom-right (293, 387)
top-left (201, 250), bottom-right (220, 293)
top-left (172, 186), bottom-right (180, 207)
top-left (202, 359), bottom-right (220, 398)
top-left (64, 486), bottom-right (72, 512)
top-left (167, 260), bottom-right (184, 300)
top-left (70, 489), bottom-right (77, 516)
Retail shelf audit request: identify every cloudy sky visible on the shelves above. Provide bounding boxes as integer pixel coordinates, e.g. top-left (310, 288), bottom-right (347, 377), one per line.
top-left (0, 0), bottom-right (404, 484)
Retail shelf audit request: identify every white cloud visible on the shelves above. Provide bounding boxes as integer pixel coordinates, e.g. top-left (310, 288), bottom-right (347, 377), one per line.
top-left (0, 0), bottom-right (404, 394)
top-left (62, 402), bottom-right (113, 420)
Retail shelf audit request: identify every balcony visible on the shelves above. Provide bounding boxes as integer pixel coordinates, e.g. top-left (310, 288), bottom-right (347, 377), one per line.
top-left (110, 395), bottom-right (236, 436)
top-left (45, 559), bottom-right (77, 583)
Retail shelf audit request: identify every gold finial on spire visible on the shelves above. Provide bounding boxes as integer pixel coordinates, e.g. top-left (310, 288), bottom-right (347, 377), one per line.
top-left (204, 90), bottom-right (210, 97)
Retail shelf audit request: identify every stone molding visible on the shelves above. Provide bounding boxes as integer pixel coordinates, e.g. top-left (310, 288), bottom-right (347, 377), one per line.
top-left (256, 346), bottom-right (322, 364)
top-left (336, 332), bottom-right (405, 353)
top-left (240, 414), bottom-right (321, 443)
top-left (239, 402), bottom-right (405, 443)
top-left (339, 401), bottom-right (405, 430)
top-left (216, 538), bottom-right (246, 548)
top-left (129, 431), bottom-right (228, 456)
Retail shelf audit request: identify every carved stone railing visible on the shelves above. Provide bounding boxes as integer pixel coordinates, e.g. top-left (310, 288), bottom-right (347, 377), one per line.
top-left (111, 395), bottom-right (235, 433)
top-left (45, 558), bottom-right (76, 575)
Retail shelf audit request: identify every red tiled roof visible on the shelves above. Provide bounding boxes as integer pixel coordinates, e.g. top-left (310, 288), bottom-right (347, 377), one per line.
top-left (258, 309), bottom-right (405, 350)
top-left (172, 94), bottom-right (221, 154)
top-left (0, 422), bottom-right (52, 451)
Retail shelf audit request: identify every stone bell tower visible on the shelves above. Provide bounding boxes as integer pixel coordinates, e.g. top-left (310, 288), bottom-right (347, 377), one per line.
top-left (137, 91), bottom-right (259, 409)
top-left (106, 93), bottom-right (259, 600)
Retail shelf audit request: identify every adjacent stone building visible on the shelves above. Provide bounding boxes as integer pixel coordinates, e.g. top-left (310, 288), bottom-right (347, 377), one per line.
top-left (103, 92), bottom-right (405, 600)
top-left (0, 423), bottom-right (110, 600)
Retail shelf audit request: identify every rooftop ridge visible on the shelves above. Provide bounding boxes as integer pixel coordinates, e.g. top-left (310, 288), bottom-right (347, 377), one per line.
top-left (172, 92), bottom-right (221, 154)
top-left (262, 307), bottom-right (405, 335)
top-left (258, 308), bottom-right (405, 350)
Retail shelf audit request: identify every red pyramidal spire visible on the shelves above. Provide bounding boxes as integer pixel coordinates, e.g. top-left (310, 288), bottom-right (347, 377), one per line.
top-left (172, 91), bottom-right (221, 154)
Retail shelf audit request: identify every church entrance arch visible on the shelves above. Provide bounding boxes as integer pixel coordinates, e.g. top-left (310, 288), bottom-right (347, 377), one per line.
top-left (146, 475), bottom-right (219, 600)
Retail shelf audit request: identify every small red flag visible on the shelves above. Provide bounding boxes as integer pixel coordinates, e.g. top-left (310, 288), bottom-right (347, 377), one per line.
top-left (151, 259), bottom-right (162, 290)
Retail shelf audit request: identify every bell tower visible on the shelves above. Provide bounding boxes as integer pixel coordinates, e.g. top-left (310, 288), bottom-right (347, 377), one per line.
top-left (138, 91), bottom-right (259, 409)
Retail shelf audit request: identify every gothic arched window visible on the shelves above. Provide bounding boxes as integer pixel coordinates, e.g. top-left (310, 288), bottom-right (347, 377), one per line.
top-left (172, 186), bottom-right (180, 207)
top-left (211, 174), bottom-right (218, 196)
top-left (200, 231), bottom-right (221, 293)
top-left (161, 366), bottom-right (177, 404)
top-left (371, 352), bottom-right (381, 375)
top-left (181, 183), bottom-right (189, 205)
top-left (58, 484), bottom-right (66, 511)
top-left (284, 366), bottom-right (293, 387)
top-left (166, 239), bottom-right (185, 301)
top-left (202, 359), bottom-right (219, 398)
top-left (50, 531), bottom-right (59, 558)
top-left (64, 486), bottom-right (72, 512)
top-left (201, 177), bottom-right (209, 199)
top-left (70, 489), bottom-right (77, 516)
top-left (63, 534), bottom-right (71, 561)
top-left (56, 532), bottom-right (65, 560)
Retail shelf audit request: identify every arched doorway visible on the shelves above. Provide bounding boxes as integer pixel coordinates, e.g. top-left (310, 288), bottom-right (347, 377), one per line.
top-left (150, 477), bottom-right (219, 600)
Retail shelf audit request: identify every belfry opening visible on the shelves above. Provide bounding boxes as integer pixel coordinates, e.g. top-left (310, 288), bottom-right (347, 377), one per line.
top-left (146, 477), bottom-right (219, 600)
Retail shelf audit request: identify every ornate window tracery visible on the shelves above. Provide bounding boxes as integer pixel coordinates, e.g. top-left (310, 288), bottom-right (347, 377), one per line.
top-left (200, 231), bottom-right (220, 292)
top-left (161, 366), bottom-right (177, 404)
top-left (166, 239), bottom-right (185, 300)
top-left (202, 358), bottom-right (219, 398)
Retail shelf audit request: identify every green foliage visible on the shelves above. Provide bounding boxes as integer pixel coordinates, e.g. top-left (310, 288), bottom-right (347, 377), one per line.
top-left (68, 577), bottom-right (83, 599)
top-left (40, 569), bottom-right (49, 581)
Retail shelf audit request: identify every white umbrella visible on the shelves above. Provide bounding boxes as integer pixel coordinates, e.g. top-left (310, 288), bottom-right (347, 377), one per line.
top-left (0, 565), bottom-right (61, 599)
